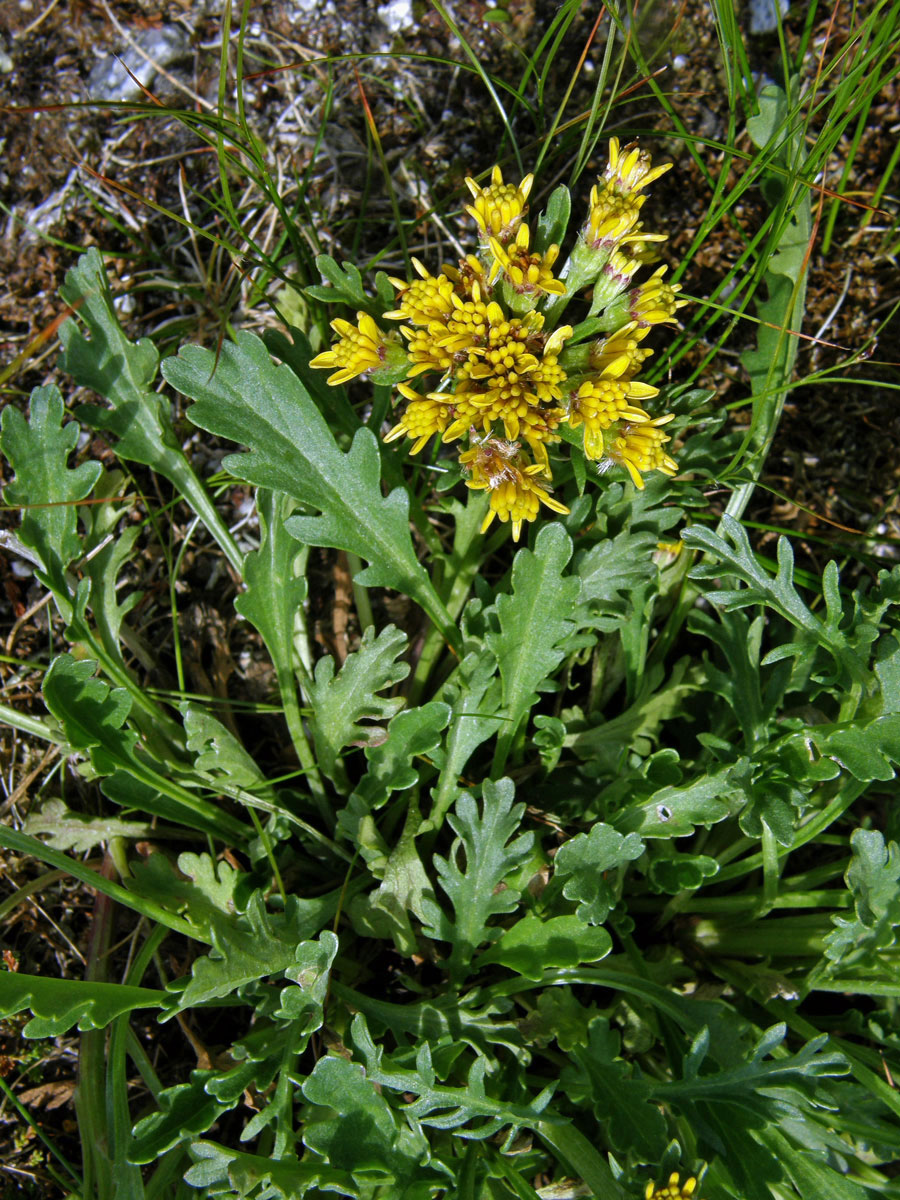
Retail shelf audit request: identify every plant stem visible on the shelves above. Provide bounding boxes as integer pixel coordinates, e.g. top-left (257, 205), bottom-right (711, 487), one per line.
top-left (409, 492), bottom-right (489, 704)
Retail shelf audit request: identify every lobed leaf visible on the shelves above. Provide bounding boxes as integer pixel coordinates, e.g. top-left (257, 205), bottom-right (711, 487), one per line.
top-left (421, 778), bottom-right (534, 978)
top-left (824, 829), bottom-right (900, 967)
top-left (185, 1141), bottom-right (359, 1198)
top-left (0, 385), bottom-right (102, 595)
top-left (486, 524), bottom-right (582, 749)
top-left (162, 332), bottom-right (453, 639)
top-left (174, 898), bottom-right (338, 1009)
top-left (57, 249), bottom-right (241, 572)
top-left (428, 650), bottom-right (504, 826)
top-left (684, 517), bottom-right (867, 686)
top-left (0, 972), bottom-right (164, 1038)
top-left (22, 797), bottom-right (153, 854)
top-left (305, 253), bottom-right (375, 308)
top-left (561, 1018), bottom-right (667, 1160)
top-left (351, 1013), bottom-right (558, 1140)
top-left (302, 1054), bottom-right (430, 1185)
top-left (233, 488), bottom-right (308, 681)
top-left (554, 822), bottom-right (644, 924)
top-left (183, 703), bottom-right (271, 791)
top-left (308, 624), bottom-right (409, 782)
top-left (475, 913), bottom-right (612, 980)
top-left (344, 701), bottom-right (452, 822)
top-left (42, 655), bottom-right (250, 845)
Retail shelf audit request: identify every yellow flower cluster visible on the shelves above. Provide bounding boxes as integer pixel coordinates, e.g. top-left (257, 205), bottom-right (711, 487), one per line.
top-left (646, 1173), bottom-right (698, 1200)
top-left (310, 139), bottom-right (685, 541)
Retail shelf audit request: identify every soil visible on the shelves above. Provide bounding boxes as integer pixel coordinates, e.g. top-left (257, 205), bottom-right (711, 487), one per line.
top-left (0, 0), bottom-right (899, 1191)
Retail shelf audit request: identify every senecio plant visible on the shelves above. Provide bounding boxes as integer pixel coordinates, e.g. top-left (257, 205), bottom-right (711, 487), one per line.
top-left (4, 126), bottom-right (900, 1200)
top-left (311, 139), bottom-right (683, 540)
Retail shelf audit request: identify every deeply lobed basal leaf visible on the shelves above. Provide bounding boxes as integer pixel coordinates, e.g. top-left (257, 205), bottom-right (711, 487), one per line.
top-left (421, 778), bottom-right (534, 979)
top-left (162, 331), bottom-right (456, 643)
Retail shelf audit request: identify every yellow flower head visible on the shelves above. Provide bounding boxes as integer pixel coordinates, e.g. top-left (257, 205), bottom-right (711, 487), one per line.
top-left (488, 224), bottom-right (566, 297)
top-left (590, 321), bottom-right (654, 377)
top-left (401, 286), bottom-right (493, 377)
top-left (383, 382), bottom-right (451, 454)
top-left (310, 312), bottom-right (386, 385)
top-left (566, 373), bottom-right (657, 460)
top-left (607, 413), bottom-right (678, 488)
top-left (605, 137), bottom-right (672, 195)
top-left (465, 166), bottom-right (534, 242)
top-left (645, 1174), bottom-right (697, 1200)
top-left (586, 183), bottom-right (646, 249)
top-left (585, 139), bottom-right (671, 251)
top-left (628, 265), bottom-right (687, 327)
top-left (445, 314), bottom-right (572, 443)
top-left (459, 439), bottom-right (569, 542)
top-left (442, 254), bottom-right (492, 300)
top-left (385, 258), bottom-right (457, 325)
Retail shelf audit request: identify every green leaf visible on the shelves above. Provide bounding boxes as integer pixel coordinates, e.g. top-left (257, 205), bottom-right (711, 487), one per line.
top-left (275, 931), bottom-right (340, 1030)
top-left (519, 988), bottom-right (598, 1052)
top-left (0, 384), bottom-right (102, 594)
top-left (685, 517), bottom-right (866, 686)
top-left (185, 1141), bottom-right (359, 1199)
top-left (554, 823), bottom-right (644, 923)
top-left (303, 1055), bottom-right (418, 1177)
top-left (182, 703), bottom-right (270, 792)
top-left (125, 852), bottom-right (241, 941)
top-left (422, 778), bottom-right (534, 978)
top-left (429, 650), bottom-right (504, 828)
top-left (574, 523), bottom-right (659, 628)
top-left (43, 653), bottom-right (130, 761)
top-left (475, 914), bottom-right (612, 980)
top-left (739, 81), bottom-right (810, 495)
top-left (351, 1013), bottom-right (558, 1140)
top-left (130, 1070), bottom-right (233, 1163)
top-left (57, 249), bottom-right (242, 573)
top-left (486, 524), bottom-right (582, 754)
top-left (561, 1017), bottom-right (667, 1159)
top-left (874, 630), bottom-right (900, 714)
top-left (824, 829), bottom-right (900, 967)
top-left (162, 332), bottom-right (454, 642)
top-left (564, 659), bottom-right (700, 767)
top-left (305, 253), bottom-right (375, 308)
top-left (668, 1022), bottom-right (847, 1098)
top-left (755, 1127), bottom-right (868, 1200)
top-left (688, 607), bottom-right (775, 746)
top-left (42, 655), bottom-right (250, 845)
top-left (535, 185), bottom-right (571, 254)
top-left (308, 624), bottom-right (409, 782)
top-left (808, 713), bottom-right (900, 782)
top-left (647, 847), bottom-right (719, 893)
top-left (346, 701), bottom-right (452, 819)
top-left (348, 808), bottom-right (433, 956)
top-left (175, 898), bottom-right (338, 1009)
top-left (234, 488), bottom-right (308, 676)
top-left (614, 762), bottom-right (748, 839)
top-left (22, 797), bottom-right (153, 853)
top-left (0, 972), bottom-right (164, 1037)
top-left (59, 250), bottom-right (170, 464)
top-left (81, 522), bottom-right (143, 666)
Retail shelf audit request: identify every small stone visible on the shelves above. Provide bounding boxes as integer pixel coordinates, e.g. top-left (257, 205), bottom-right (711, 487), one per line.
top-left (749, 0), bottom-right (789, 36)
top-left (379, 0), bottom-right (414, 33)
top-left (88, 26), bottom-right (189, 103)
